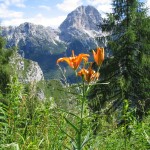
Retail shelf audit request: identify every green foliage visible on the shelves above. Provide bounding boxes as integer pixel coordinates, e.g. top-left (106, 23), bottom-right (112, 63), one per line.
top-left (0, 50), bottom-right (149, 149)
top-left (35, 79), bottom-right (78, 110)
top-left (0, 5), bottom-right (150, 149)
top-left (0, 37), bottom-right (6, 50)
top-left (0, 36), bottom-right (15, 94)
top-left (89, 0), bottom-right (150, 119)
top-left (0, 80), bottom-right (150, 149)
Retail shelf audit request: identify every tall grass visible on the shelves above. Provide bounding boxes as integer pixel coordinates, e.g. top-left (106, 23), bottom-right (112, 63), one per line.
top-left (0, 76), bottom-right (150, 149)
top-left (0, 48), bottom-right (150, 149)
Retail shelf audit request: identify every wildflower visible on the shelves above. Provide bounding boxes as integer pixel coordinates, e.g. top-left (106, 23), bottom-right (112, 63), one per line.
top-left (57, 50), bottom-right (90, 70)
top-left (92, 47), bottom-right (104, 66)
top-left (78, 65), bottom-right (100, 83)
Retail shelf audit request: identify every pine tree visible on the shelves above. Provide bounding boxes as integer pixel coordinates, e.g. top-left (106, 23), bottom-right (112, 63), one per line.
top-left (88, 0), bottom-right (150, 119)
top-left (0, 35), bottom-right (13, 94)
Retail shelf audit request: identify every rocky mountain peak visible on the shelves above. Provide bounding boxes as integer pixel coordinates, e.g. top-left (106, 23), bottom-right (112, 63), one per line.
top-left (17, 22), bottom-right (55, 36)
top-left (1, 22), bottom-right (64, 53)
top-left (59, 5), bottom-right (102, 31)
top-left (1, 5), bottom-right (104, 82)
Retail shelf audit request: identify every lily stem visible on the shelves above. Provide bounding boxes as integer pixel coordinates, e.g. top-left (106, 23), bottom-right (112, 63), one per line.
top-left (77, 80), bottom-right (85, 150)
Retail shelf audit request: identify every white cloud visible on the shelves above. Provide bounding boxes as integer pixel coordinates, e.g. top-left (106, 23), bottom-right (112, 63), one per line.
top-left (146, 0), bottom-right (150, 5)
top-left (1, 0), bottom-right (26, 8)
top-left (0, 0), bottom-right (65, 28)
top-left (38, 5), bottom-right (51, 11)
top-left (1, 14), bottom-right (66, 28)
top-left (87, 0), bottom-right (112, 6)
top-left (97, 4), bottom-right (112, 18)
top-left (86, 0), bottom-right (112, 18)
top-left (56, 0), bottom-right (83, 12)
top-left (146, 0), bottom-right (150, 15)
top-left (27, 14), bottom-right (66, 28)
top-left (0, 3), bottom-right (23, 18)
top-left (15, 3), bottom-right (26, 8)
top-left (0, 0), bottom-right (25, 27)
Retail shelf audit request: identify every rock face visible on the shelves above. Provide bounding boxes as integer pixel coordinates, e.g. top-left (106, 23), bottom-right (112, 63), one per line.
top-left (2, 23), bottom-right (66, 57)
top-left (36, 89), bottom-right (45, 101)
top-left (60, 5), bottom-right (102, 31)
top-left (59, 5), bottom-right (102, 55)
top-left (23, 60), bottom-right (44, 83)
top-left (1, 5), bottom-right (103, 81)
top-left (10, 52), bottom-right (44, 83)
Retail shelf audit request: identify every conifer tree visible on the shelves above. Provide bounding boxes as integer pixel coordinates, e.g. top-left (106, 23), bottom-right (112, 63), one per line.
top-left (0, 34), bottom-right (13, 94)
top-left (88, 0), bottom-right (150, 118)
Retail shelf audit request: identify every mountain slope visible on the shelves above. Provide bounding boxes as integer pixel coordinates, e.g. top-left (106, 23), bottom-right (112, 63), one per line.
top-left (1, 5), bottom-right (103, 82)
top-left (2, 22), bottom-right (66, 57)
top-left (59, 5), bottom-right (102, 55)
top-left (60, 5), bottom-right (102, 31)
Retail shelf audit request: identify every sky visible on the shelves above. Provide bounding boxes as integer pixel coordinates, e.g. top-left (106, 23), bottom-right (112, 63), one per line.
top-left (0, 0), bottom-right (149, 28)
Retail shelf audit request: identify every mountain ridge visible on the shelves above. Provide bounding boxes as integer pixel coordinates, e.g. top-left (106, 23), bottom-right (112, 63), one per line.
top-left (1, 5), bottom-right (104, 82)
top-left (60, 5), bottom-right (102, 31)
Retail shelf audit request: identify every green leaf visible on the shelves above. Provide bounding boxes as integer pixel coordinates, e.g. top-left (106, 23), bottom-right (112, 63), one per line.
top-left (58, 108), bottom-right (80, 120)
top-left (81, 132), bottom-right (92, 148)
top-left (59, 127), bottom-right (74, 141)
top-left (64, 117), bottom-right (79, 133)
top-left (71, 140), bottom-right (77, 149)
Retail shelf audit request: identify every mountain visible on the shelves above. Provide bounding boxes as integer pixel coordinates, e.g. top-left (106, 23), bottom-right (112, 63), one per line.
top-left (60, 5), bottom-right (102, 31)
top-left (59, 5), bottom-right (102, 55)
top-left (10, 52), bottom-right (44, 83)
top-left (2, 23), bottom-right (66, 57)
top-left (1, 5), bottom-right (103, 82)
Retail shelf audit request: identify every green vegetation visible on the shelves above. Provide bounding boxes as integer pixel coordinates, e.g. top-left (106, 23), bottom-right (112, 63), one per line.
top-left (89, 0), bottom-right (150, 119)
top-left (0, 0), bottom-right (150, 149)
top-left (0, 37), bottom-right (14, 94)
top-left (0, 77), bottom-right (150, 149)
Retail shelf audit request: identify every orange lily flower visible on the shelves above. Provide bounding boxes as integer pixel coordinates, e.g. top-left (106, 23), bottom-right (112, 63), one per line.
top-left (92, 47), bottom-right (104, 66)
top-left (57, 50), bottom-right (90, 70)
top-left (78, 65), bottom-right (100, 83)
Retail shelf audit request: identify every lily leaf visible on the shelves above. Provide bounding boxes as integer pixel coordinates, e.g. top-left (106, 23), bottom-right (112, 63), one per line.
top-left (81, 132), bottom-right (92, 148)
top-left (64, 116), bottom-right (79, 133)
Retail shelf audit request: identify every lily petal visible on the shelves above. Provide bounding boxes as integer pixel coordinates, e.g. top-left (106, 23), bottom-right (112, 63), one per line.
top-left (78, 65), bottom-right (100, 83)
top-left (57, 51), bottom-right (90, 70)
top-left (93, 47), bottom-right (104, 66)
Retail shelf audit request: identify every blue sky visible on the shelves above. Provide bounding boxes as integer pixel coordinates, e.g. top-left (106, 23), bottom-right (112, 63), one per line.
top-left (0, 0), bottom-right (149, 28)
